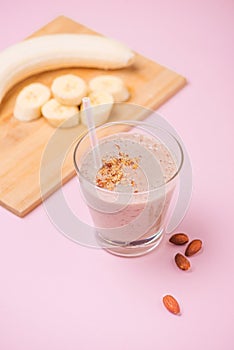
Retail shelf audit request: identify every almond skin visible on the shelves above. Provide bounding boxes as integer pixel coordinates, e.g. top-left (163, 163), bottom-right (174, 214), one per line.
top-left (175, 253), bottom-right (191, 270)
top-left (185, 239), bottom-right (202, 257)
top-left (163, 295), bottom-right (180, 315)
top-left (169, 233), bottom-right (189, 245)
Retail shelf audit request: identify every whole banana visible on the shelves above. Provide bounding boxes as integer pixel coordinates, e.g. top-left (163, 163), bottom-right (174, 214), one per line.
top-left (0, 34), bottom-right (135, 104)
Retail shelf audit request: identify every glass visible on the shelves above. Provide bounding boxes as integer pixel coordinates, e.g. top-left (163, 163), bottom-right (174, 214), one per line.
top-left (74, 121), bottom-right (183, 257)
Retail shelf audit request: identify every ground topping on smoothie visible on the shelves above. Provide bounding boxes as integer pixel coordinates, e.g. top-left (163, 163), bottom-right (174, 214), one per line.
top-left (96, 151), bottom-right (139, 191)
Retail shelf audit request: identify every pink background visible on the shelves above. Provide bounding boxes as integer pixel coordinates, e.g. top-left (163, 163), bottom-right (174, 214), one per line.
top-left (0, 0), bottom-right (234, 349)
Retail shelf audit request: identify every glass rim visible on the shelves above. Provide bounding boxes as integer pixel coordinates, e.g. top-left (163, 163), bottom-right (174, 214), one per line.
top-left (73, 120), bottom-right (184, 194)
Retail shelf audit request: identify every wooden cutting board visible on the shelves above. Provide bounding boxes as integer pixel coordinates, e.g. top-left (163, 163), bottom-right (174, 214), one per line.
top-left (0, 16), bottom-right (186, 217)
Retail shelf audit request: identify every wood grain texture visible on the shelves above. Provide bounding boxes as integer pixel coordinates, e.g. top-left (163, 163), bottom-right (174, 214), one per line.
top-left (0, 16), bottom-right (186, 217)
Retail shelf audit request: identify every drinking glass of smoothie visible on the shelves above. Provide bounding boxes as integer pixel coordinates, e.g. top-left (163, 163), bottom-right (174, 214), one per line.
top-left (73, 121), bottom-right (183, 257)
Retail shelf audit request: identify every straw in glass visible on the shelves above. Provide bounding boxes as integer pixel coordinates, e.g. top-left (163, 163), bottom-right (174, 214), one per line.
top-left (82, 97), bottom-right (101, 169)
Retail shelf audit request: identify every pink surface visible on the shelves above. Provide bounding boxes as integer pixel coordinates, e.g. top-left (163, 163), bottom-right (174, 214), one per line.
top-left (0, 0), bottom-right (234, 349)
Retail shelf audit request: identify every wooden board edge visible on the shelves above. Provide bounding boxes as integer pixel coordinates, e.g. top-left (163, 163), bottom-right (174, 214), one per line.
top-left (149, 75), bottom-right (187, 111)
top-left (27, 15), bottom-right (99, 38)
top-left (0, 168), bottom-right (77, 218)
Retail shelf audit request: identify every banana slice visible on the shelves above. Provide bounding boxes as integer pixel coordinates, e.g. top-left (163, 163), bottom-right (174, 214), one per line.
top-left (41, 98), bottom-right (79, 128)
top-left (51, 74), bottom-right (87, 106)
top-left (89, 75), bottom-right (130, 102)
top-left (80, 91), bottom-right (114, 127)
top-left (13, 83), bottom-right (51, 121)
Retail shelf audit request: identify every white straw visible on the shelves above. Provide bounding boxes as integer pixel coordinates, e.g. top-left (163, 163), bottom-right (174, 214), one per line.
top-left (82, 97), bottom-right (101, 169)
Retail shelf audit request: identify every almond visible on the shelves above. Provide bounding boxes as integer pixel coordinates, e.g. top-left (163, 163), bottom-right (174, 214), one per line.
top-left (163, 295), bottom-right (180, 315)
top-left (175, 253), bottom-right (191, 270)
top-left (185, 239), bottom-right (202, 257)
top-left (169, 233), bottom-right (189, 245)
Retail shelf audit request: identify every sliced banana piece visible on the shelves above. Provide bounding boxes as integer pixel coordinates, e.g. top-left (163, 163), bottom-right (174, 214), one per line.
top-left (13, 83), bottom-right (51, 121)
top-left (41, 98), bottom-right (79, 128)
top-left (80, 91), bottom-right (114, 127)
top-left (89, 75), bottom-right (129, 102)
top-left (51, 74), bottom-right (87, 106)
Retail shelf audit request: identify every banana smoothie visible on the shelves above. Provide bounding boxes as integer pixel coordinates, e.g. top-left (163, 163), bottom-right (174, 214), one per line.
top-left (78, 132), bottom-right (178, 256)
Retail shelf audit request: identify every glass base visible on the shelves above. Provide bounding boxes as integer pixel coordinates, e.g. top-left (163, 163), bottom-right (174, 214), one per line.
top-left (97, 229), bottom-right (164, 257)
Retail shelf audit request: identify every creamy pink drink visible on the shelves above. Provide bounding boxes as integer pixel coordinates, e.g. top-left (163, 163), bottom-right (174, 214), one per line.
top-left (78, 132), bottom-right (178, 256)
